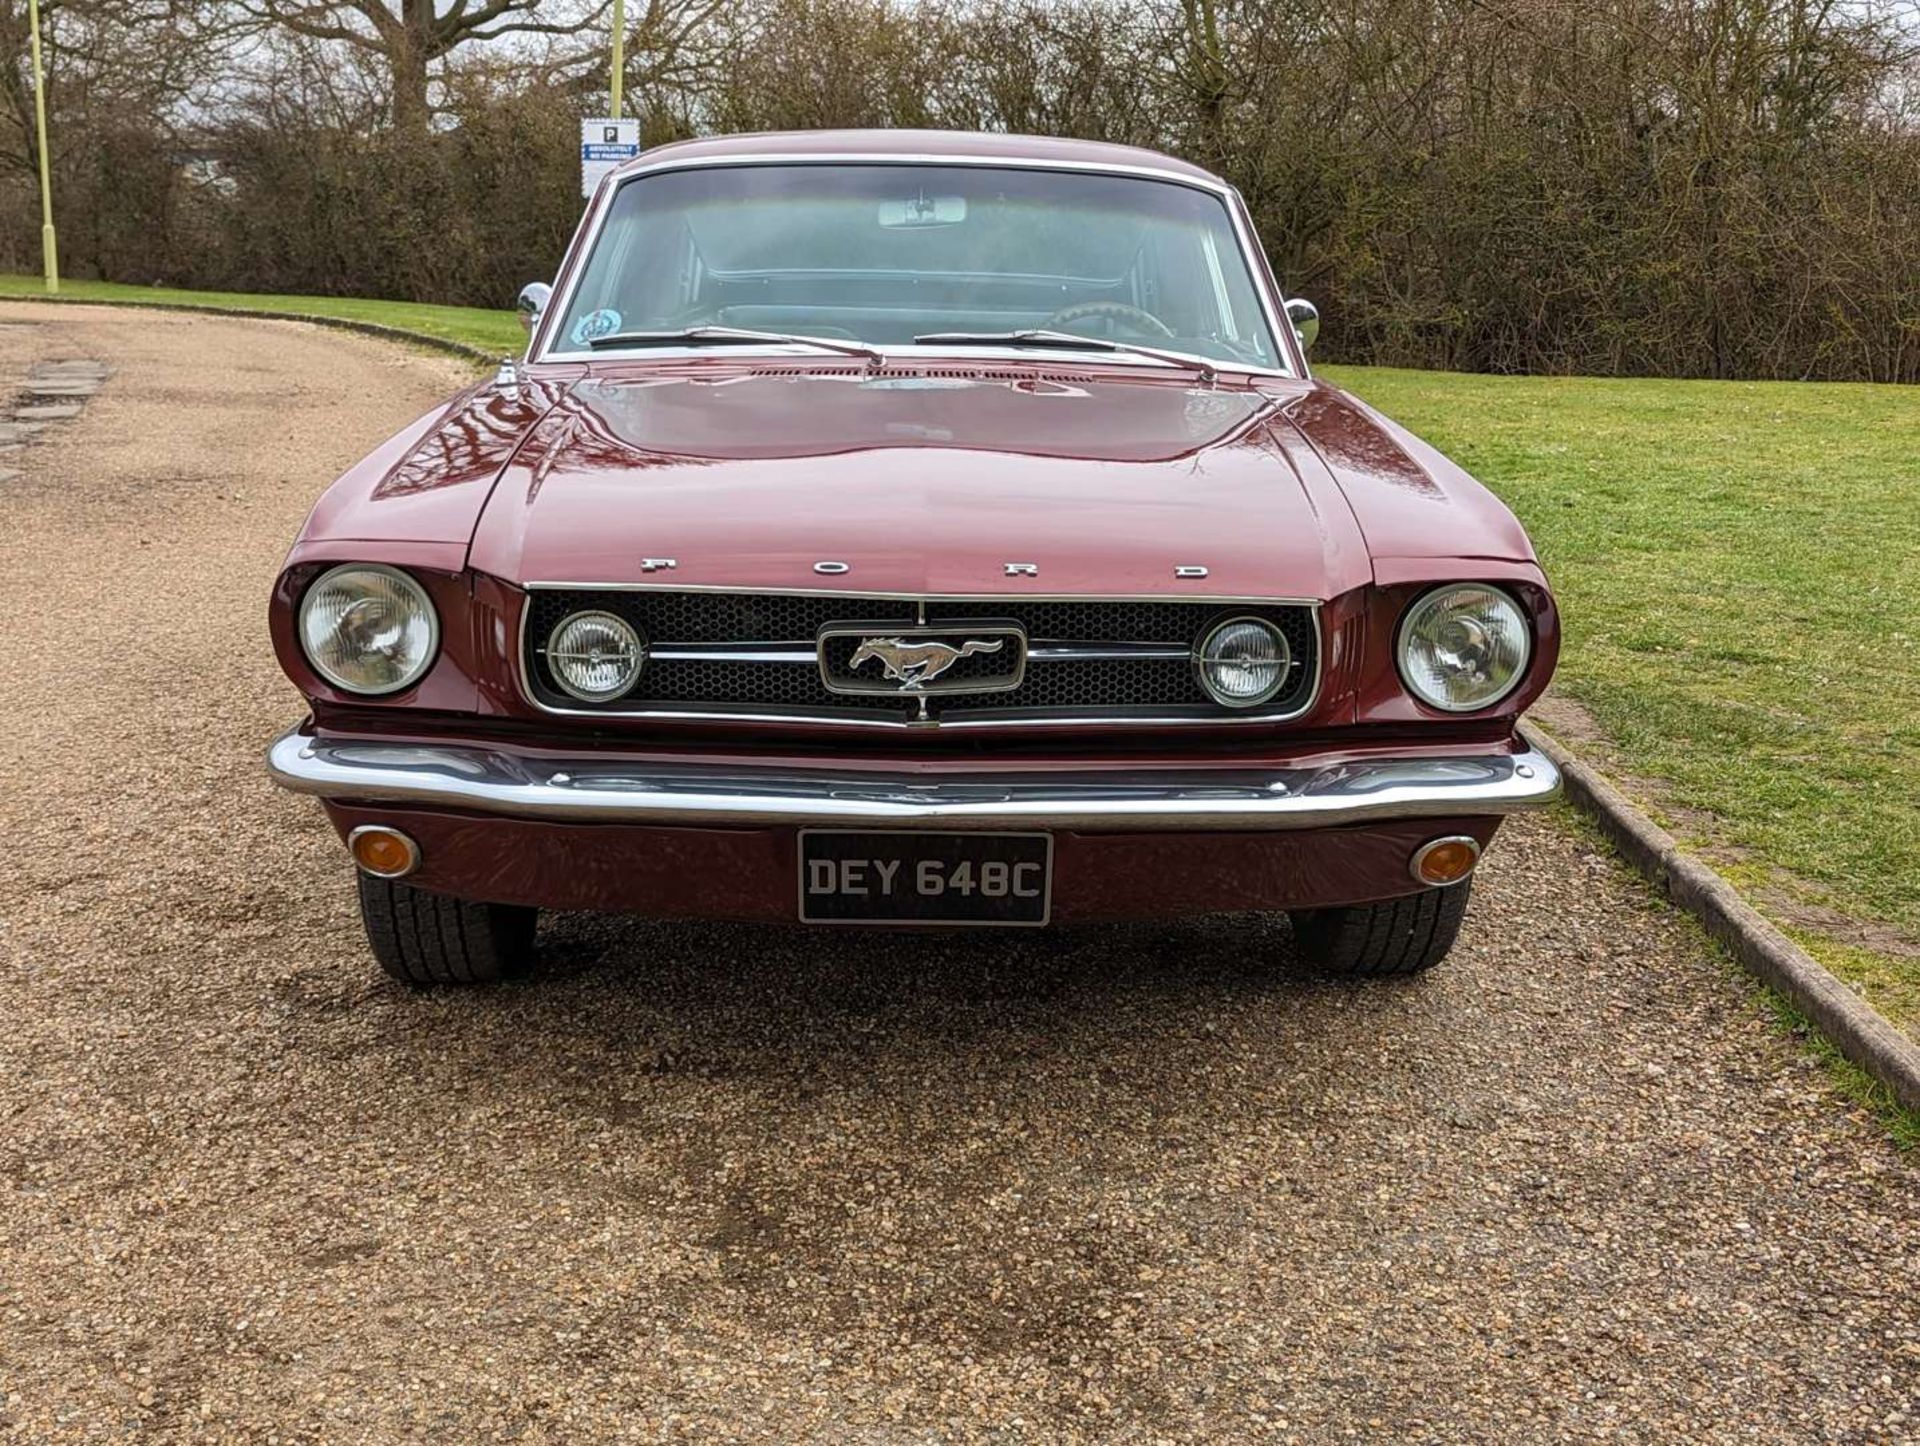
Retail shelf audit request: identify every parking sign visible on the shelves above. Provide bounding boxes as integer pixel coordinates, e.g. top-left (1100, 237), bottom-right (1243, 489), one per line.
top-left (581, 118), bottom-right (641, 199)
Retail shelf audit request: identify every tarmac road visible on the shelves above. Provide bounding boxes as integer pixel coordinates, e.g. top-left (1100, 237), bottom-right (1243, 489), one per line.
top-left (0, 303), bottom-right (1914, 1443)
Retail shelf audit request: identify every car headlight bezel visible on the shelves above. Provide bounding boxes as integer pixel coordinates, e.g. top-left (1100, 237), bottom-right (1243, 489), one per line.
top-left (297, 563), bottom-right (441, 697)
top-left (1395, 583), bottom-right (1532, 713)
top-left (1193, 614), bottom-right (1293, 710)
top-left (545, 609), bottom-right (647, 703)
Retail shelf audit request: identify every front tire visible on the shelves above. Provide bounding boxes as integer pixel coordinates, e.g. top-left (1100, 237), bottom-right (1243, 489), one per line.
top-left (356, 874), bottom-right (538, 986)
top-left (1289, 880), bottom-right (1473, 977)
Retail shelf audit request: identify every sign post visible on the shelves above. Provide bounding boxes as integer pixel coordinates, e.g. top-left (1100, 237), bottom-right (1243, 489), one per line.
top-left (580, 118), bottom-right (640, 200)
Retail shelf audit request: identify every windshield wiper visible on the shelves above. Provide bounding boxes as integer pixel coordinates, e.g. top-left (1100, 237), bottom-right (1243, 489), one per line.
top-left (586, 325), bottom-right (883, 363)
top-left (911, 329), bottom-right (1218, 384)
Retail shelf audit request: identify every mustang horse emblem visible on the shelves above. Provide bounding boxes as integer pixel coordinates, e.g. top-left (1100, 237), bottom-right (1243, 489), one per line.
top-left (849, 637), bottom-right (1005, 691)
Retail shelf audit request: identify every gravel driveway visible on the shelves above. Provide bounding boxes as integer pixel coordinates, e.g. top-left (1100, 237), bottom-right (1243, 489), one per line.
top-left (0, 304), bottom-right (1914, 1443)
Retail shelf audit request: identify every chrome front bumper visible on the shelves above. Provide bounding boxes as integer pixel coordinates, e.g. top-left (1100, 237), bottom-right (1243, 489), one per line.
top-left (267, 728), bottom-right (1560, 832)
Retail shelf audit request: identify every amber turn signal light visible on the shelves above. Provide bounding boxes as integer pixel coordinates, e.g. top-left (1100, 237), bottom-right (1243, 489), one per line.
top-left (1409, 835), bottom-right (1480, 887)
top-left (347, 825), bottom-right (420, 879)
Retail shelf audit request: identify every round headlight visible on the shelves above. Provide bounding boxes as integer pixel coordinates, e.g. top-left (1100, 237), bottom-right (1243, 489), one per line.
top-left (545, 610), bottom-right (645, 702)
top-left (1397, 584), bottom-right (1531, 712)
top-left (1195, 616), bottom-right (1292, 708)
top-left (298, 564), bottom-right (439, 696)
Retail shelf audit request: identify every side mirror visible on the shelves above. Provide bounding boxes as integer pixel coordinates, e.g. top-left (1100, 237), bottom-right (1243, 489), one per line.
top-left (1285, 297), bottom-right (1320, 353)
top-left (517, 282), bottom-right (552, 336)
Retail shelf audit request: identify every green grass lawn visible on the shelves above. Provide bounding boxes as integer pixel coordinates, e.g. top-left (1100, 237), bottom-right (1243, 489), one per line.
top-left (5, 279), bottom-right (1915, 1036)
top-left (0, 276), bottom-right (524, 356)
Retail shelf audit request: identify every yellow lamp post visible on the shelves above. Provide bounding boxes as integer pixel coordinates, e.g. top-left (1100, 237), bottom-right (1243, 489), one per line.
top-left (26, 0), bottom-right (58, 292)
top-left (609, 0), bottom-right (625, 119)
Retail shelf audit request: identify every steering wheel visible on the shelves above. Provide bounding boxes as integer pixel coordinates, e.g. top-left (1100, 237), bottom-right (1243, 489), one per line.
top-left (1040, 300), bottom-right (1176, 340)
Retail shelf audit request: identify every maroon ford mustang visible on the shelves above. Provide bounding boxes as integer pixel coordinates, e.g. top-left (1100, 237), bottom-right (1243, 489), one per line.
top-left (267, 130), bottom-right (1561, 985)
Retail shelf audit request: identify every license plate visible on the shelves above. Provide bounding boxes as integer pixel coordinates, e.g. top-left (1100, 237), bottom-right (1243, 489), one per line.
top-left (798, 831), bottom-right (1053, 926)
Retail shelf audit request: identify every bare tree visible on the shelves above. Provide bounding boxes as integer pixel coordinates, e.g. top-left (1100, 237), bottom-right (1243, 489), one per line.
top-left (9, 0), bottom-right (1920, 379)
top-left (232, 0), bottom-right (613, 133)
top-left (0, 0), bottom-right (216, 178)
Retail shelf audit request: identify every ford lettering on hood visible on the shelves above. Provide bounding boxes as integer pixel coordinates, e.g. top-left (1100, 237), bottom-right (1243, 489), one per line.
top-left (465, 369), bottom-right (1373, 598)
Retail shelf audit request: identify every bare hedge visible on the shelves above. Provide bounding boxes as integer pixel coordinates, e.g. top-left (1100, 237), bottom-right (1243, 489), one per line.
top-left (5, 0), bottom-right (1918, 380)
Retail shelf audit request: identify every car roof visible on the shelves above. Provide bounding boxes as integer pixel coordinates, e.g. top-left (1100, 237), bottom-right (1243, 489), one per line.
top-left (609, 129), bottom-right (1228, 188)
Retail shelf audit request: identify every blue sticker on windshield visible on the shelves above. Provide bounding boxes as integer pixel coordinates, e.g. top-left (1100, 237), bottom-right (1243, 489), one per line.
top-left (570, 308), bottom-right (622, 346)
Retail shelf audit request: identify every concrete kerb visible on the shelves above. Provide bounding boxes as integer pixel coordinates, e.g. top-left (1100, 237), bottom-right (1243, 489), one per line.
top-left (1523, 720), bottom-right (1920, 1114)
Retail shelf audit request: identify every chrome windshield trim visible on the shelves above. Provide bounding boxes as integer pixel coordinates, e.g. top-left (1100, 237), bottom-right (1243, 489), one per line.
top-left (269, 729), bottom-right (1561, 832)
top-left (534, 152), bottom-right (1296, 376)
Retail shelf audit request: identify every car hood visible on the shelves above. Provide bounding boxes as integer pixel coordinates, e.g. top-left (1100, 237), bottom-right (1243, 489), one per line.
top-left (467, 370), bottom-right (1374, 598)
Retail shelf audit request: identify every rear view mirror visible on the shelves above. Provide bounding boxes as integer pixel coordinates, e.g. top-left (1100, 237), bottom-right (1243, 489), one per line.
top-left (879, 194), bottom-right (967, 228)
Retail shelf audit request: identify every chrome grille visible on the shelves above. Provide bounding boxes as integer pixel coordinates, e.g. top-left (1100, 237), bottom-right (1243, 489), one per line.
top-left (523, 589), bottom-right (1317, 725)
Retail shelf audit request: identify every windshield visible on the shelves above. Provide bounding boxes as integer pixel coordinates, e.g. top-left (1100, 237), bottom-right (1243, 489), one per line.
top-left (550, 163), bottom-right (1284, 371)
